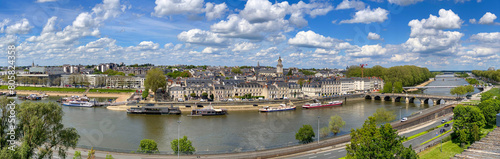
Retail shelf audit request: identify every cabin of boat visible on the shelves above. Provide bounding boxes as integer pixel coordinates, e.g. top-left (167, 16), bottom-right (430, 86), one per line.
top-left (127, 105), bottom-right (181, 115)
top-left (190, 104), bottom-right (227, 116)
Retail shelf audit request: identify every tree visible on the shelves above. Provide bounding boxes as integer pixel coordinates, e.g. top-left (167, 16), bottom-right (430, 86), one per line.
top-left (142, 90), bottom-right (149, 99)
top-left (450, 85), bottom-right (474, 98)
top-left (287, 70), bottom-right (293, 76)
top-left (231, 67), bottom-right (242, 74)
top-left (329, 115), bottom-right (346, 135)
top-left (73, 150), bottom-right (82, 159)
top-left (372, 108), bottom-right (396, 124)
top-left (471, 123), bottom-right (481, 143)
top-left (171, 136), bottom-right (196, 154)
top-left (393, 81), bottom-right (403, 93)
top-left (190, 93), bottom-right (196, 97)
top-left (458, 129), bottom-right (468, 148)
top-left (383, 82), bottom-right (393, 93)
top-left (145, 68), bottom-right (166, 93)
top-left (298, 78), bottom-right (305, 87)
top-left (138, 139), bottom-right (158, 153)
top-left (295, 125), bottom-right (315, 144)
top-left (8, 102), bottom-right (80, 159)
top-left (87, 147), bottom-right (95, 159)
top-left (476, 99), bottom-right (500, 125)
top-left (105, 154), bottom-right (114, 159)
top-left (201, 92), bottom-right (209, 99)
top-left (320, 127), bottom-right (330, 138)
top-left (346, 116), bottom-right (417, 159)
top-left (210, 94), bottom-right (214, 100)
top-left (452, 105), bottom-right (485, 146)
top-left (128, 73), bottom-right (135, 76)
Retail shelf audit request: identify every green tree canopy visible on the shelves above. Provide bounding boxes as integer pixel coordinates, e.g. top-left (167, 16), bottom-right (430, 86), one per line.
top-left (137, 139), bottom-right (158, 153)
top-left (393, 81), bottom-right (404, 93)
top-left (347, 65), bottom-right (434, 87)
top-left (329, 115), bottom-right (346, 135)
top-left (295, 125), bottom-right (315, 144)
top-left (372, 108), bottom-right (396, 124)
top-left (346, 116), bottom-right (417, 159)
top-left (476, 99), bottom-right (500, 126)
top-left (0, 100), bottom-right (80, 159)
top-left (171, 136), bottom-right (196, 154)
top-left (452, 105), bottom-right (486, 145)
top-left (382, 82), bottom-right (393, 93)
top-left (145, 68), bottom-right (166, 93)
top-left (231, 67), bottom-right (242, 74)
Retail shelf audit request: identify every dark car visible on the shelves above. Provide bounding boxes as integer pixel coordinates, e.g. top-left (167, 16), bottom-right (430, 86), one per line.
top-left (444, 124), bottom-right (450, 127)
top-left (253, 104), bottom-right (258, 107)
top-left (146, 104), bottom-right (155, 106)
top-left (185, 105), bottom-right (191, 108)
top-left (441, 119), bottom-right (446, 123)
top-left (197, 105), bottom-right (203, 107)
top-left (440, 128), bottom-right (446, 133)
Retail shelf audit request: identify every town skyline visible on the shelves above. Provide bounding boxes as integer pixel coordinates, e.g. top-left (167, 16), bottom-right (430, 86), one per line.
top-left (0, 0), bottom-right (499, 70)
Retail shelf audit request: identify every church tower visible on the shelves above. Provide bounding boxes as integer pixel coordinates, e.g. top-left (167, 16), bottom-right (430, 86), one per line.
top-left (276, 56), bottom-right (283, 77)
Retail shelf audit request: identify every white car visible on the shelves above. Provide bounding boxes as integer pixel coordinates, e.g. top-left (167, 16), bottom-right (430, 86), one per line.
top-left (401, 117), bottom-right (408, 122)
top-left (200, 99), bottom-right (206, 102)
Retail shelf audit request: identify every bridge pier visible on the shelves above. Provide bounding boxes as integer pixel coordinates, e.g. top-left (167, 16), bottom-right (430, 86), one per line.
top-left (405, 97), bottom-right (409, 103)
top-left (420, 99), bottom-right (425, 105)
top-left (433, 100), bottom-right (437, 105)
top-left (392, 97), bottom-right (396, 103)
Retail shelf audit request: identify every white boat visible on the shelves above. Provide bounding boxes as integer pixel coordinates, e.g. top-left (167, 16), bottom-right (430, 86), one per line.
top-left (259, 104), bottom-right (296, 112)
top-left (62, 101), bottom-right (94, 107)
top-left (303, 101), bottom-right (343, 109)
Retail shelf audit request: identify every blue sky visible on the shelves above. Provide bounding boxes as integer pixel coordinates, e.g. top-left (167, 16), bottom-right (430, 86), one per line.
top-left (0, 0), bottom-right (499, 70)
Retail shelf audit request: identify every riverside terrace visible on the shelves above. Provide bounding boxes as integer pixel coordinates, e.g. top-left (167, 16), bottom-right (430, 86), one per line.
top-left (365, 93), bottom-right (458, 105)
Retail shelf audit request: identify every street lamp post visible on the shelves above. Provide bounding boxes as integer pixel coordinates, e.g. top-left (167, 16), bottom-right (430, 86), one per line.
top-left (177, 120), bottom-right (181, 159)
top-left (317, 116), bottom-right (320, 144)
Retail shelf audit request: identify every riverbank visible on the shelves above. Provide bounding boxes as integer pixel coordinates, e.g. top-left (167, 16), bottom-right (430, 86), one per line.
top-left (407, 78), bottom-right (435, 92)
top-left (5, 90), bottom-right (132, 102)
top-left (107, 95), bottom-right (367, 112)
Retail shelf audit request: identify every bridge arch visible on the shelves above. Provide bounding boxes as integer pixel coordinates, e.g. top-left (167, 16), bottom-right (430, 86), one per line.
top-left (384, 96), bottom-right (392, 101)
top-left (374, 96), bottom-right (381, 100)
top-left (409, 97), bottom-right (416, 103)
top-left (395, 96), bottom-right (403, 102)
top-left (436, 99), bottom-right (445, 105)
top-left (365, 95), bottom-right (372, 99)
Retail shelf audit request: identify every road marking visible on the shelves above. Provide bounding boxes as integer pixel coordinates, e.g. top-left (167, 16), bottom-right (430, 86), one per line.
top-left (309, 156), bottom-right (317, 159)
top-left (324, 152), bottom-right (332, 156)
top-left (338, 149), bottom-right (345, 152)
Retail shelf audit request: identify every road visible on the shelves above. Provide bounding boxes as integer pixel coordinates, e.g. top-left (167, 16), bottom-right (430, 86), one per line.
top-left (286, 114), bottom-right (453, 159)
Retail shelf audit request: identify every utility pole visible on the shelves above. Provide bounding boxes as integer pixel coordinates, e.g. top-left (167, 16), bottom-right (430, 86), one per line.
top-left (317, 116), bottom-right (320, 144)
top-left (177, 120), bottom-right (181, 159)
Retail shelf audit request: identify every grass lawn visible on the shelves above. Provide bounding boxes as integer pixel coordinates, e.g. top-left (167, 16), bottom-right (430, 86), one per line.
top-left (418, 141), bottom-right (467, 159)
top-left (0, 85), bottom-right (136, 93)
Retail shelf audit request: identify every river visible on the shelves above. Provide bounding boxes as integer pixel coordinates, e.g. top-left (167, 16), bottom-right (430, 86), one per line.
top-left (15, 75), bottom-right (479, 154)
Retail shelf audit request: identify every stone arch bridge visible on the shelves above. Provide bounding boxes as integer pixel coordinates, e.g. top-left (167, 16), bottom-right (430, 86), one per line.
top-left (365, 93), bottom-right (459, 105)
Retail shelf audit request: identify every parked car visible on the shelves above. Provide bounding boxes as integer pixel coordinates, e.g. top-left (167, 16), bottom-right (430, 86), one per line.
top-left (444, 124), bottom-right (450, 127)
top-left (185, 105), bottom-right (191, 108)
top-left (228, 99), bottom-right (234, 102)
top-left (177, 98), bottom-right (184, 102)
top-left (200, 99), bottom-right (206, 102)
top-left (253, 104), bottom-right (258, 106)
top-left (441, 119), bottom-right (446, 123)
top-left (401, 117), bottom-right (408, 122)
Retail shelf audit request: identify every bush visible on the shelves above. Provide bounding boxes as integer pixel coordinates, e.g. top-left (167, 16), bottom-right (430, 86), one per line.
top-left (295, 125), bottom-right (315, 144)
top-left (171, 136), bottom-right (196, 154)
top-left (138, 139), bottom-right (159, 153)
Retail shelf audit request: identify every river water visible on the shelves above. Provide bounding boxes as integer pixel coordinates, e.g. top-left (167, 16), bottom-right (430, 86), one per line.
top-left (15, 75), bottom-right (479, 154)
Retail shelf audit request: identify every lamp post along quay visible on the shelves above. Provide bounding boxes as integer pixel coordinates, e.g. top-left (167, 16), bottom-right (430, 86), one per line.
top-left (177, 120), bottom-right (181, 159)
top-left (317, 116), bottom-right (320, 144)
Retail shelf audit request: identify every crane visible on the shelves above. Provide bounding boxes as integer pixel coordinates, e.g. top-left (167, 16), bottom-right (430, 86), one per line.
top-left (360, 64), bottom-right (368, 78)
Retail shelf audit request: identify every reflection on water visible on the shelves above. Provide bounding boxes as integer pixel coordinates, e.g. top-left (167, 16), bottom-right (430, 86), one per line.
top-left (14, 75), bottom-right (471, 153)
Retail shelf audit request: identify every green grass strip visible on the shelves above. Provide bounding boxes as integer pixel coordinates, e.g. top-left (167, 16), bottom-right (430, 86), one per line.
top-left (420, 129), bottom-right (452, 145)
top-left (435, 120), bottom-right (453, 129)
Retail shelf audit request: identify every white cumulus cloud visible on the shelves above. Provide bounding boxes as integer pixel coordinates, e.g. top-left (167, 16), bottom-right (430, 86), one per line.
top-left (232, 42), bottom-right (260, 52)
top-left (288, 30), bottom-right (340, 48)
top-left (388, 0), bottom-right (424, 6)
top-left (478, 12), bottom-right (497, 24)
top-left (336, 0), bottom-right (365, 10)
top-left (177, 29), bottom-right (228, 46)
top-left (367, 32), bottom-right (382, 40)
top-left (340, 7), bottom-right (388, 24)
top-left (5, 18), bottom-right (33, 34)
top-left (349, 44), bottom-right (386, 57)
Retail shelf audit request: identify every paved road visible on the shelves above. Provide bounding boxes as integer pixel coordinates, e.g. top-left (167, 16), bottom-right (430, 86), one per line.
top-left (287, 114), bottom-right (454, 159)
